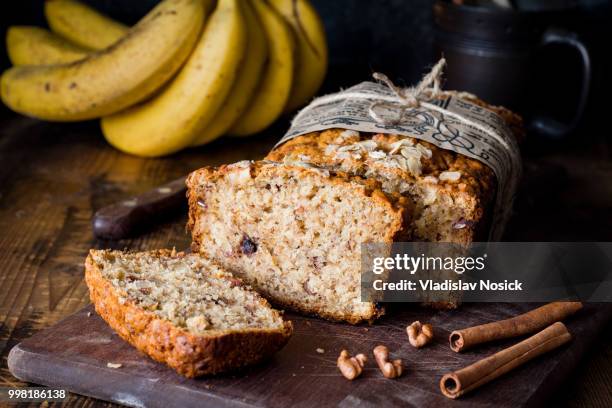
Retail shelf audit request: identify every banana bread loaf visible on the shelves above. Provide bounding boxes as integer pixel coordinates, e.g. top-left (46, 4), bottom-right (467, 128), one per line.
top-left (187, 100), bottom-right (522, 323)
top-left (85, 249), bottom-right (292, 377)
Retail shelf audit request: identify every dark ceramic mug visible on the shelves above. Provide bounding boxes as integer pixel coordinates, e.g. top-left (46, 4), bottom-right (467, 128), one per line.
top-left (433, 1), bottom-right (591, 139)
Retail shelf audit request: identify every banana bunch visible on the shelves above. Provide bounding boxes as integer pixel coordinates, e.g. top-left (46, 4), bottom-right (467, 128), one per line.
top-left (1, 0), bottom-right (328, 157)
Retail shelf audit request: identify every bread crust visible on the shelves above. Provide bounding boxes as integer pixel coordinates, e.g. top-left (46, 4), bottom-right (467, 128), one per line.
top-left (85, 249), bottom-right (293, 378)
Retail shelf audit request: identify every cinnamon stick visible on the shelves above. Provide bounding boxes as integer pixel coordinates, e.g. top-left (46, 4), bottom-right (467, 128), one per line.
top-left (440, 322), bottom-right (572, 399)
top-left (449, 301), bottom-right (581, 352)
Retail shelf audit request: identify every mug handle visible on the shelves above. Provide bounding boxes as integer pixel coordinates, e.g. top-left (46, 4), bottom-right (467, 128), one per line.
top-left (529, 27), bottom-right (591, 139)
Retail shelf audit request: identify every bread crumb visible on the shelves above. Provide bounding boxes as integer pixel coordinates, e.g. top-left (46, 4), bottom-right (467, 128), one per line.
top-left (107, 362), bottom-right (122, 369)
top-left (316, 348), bottom-right (325, 354)
top-left (368, 151), bottom-right (386, 159)
top-left (439, 171), bottom-right (462, 182)
top-left (339, 129), bottom-right (359, 139)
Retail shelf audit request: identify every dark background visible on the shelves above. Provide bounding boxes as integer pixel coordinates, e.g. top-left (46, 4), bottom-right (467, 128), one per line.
top-left (1, 0), bottom-right (612, 149)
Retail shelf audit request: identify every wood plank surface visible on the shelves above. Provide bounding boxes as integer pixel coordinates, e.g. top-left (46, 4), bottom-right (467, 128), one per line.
top-left (0, 114), bottom-right (611, 407)
top-left (8, 304), bottom-right (612, 408)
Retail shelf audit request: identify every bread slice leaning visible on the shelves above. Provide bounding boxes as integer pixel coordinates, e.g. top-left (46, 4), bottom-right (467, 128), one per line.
top-left (85, 249), bottom-right (292, 378)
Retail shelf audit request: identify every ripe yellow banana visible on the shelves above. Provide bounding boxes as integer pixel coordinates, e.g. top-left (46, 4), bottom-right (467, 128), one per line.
top-left (191, 0), bottom-right (267, 146)
top-left (269, 0), bottom-right (328, 113)
top-left (45, 0), bottom-right (128, 50)
top-left (102, 0), bottom-right (247, 157)
top-left (229, 0), bottom-right (295, 137)
top-left (6, 26), bottom-right (89, 66)
top-left (1, 0), bottom-right (204, 122)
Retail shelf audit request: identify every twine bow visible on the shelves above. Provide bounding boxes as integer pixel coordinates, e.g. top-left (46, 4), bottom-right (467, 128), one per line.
top-left (369, 58), bottom-right (446, 125)
top-left (288, 57), bottom-right (508, 151)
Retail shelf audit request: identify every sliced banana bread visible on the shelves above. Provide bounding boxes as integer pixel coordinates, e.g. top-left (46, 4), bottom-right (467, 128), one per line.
top-left (187, 161), bottom-right (412, 323)
top-left (85, 249), bottom-right (292, 378)
top-left (187, 98), bottom-right (522, 322)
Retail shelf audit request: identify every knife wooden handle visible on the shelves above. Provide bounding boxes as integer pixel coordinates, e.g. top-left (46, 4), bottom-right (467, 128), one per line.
top-left (92, 177), bottom-right (187, 240)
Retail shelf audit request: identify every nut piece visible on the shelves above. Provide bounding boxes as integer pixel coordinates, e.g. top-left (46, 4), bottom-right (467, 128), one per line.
top-left (407, 321), bottom-right (434, 348)
top-left (337, 349), bottom-right (367, 380)
top-left (373, 345), bottom-right (403, 379)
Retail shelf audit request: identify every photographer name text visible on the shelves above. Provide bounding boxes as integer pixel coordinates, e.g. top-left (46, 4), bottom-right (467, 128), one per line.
top-left (372, 279), bottom-right (523, 292)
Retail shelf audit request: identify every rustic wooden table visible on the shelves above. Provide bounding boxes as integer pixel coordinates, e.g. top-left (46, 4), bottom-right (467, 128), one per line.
top-left (0, 112), bottom-right (610, 407)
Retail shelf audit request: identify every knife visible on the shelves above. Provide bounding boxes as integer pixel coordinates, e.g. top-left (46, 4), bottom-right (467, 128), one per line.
top-left (92, 177), bottom-right (187, 240)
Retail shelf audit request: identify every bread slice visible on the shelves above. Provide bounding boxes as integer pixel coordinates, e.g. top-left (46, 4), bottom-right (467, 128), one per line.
top-left (187, 160), bottom-right (413, 324)
top-left (85, 249), bottom-right (292, 378)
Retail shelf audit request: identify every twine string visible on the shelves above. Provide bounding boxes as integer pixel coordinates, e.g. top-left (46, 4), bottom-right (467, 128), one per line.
top-left (369, 58), bottom-right (446, 125)
top-left (288, 57), bottom-right (510, 151)
top-left (367, 59), bottom-right (510, 150)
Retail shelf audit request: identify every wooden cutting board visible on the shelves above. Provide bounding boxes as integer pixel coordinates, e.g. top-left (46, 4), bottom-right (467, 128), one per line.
top-left (8, 303), bottom-right (611, 408)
